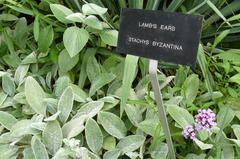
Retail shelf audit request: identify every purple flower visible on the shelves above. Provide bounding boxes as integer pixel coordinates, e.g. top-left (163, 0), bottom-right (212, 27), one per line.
top-left (182, 125), bottom-right (196, 139)
top-left (195, 109), bottom-right (216, 131)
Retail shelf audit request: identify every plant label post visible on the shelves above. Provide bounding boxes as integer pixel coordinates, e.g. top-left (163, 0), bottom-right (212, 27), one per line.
top-left (116, 8), bottom-right (203, 159)
top-left (149, 59), bottom-right (176, 158)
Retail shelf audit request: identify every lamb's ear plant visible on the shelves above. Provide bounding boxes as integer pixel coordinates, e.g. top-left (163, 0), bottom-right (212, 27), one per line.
top-left (0, 0), bottom-right (240, 158)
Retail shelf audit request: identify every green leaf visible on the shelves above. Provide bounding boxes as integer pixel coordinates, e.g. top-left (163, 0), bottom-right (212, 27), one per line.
top-left (82, 3), bottom-right (108, 15)
top-left (50, 4), bottom-right (73, 23)
top-left (167, 0), bottom-right (185, 11)
top-left (89, 73), bottom-right (116, 96)
top-left (85, 15), bottom-right (103, 30)
top-left (120, 55), bottom-right (139, 116)
top-left (103, 136), bottom-right (116, 151)
top-left (78, 48), bottom-right (97, 88)
top-left (14, 17), bottom-right (28, 48)
top-left (229, 74), bottom-right (240, 85)
top-left (0, 111), bottom-right (17, 130)
top-left (23, 147), bottom-right (35, 159)
top-left (125, 104), bottom-right (143, 126)
top-left (232, 125), bottom-right (240, 140)
top-left (119, 0), bottom-right (127, 8)
top-left (100, 96), bottom-right (119, 110)
top-left (25, 76), bottom-right (46, 116)
top-left (86, 55), bottom-right (101, 83)
top-left (0, 91), bottom-right (8, 107)
top-left (6, 5), bottom-right (33, 15)
top-left (160, 75), bottom-right (175, 89)
top-left (38, 25), bottom-right (54, 52)
top-left (165, 96), bottom-right (183, 105)
top-left (129, 0), bottom-right (144, 8)
top-left (217, 106), bottom-right (235, 130)
top-left (0, 14), bottom-right (18, 21)
top-left (66, 13), bottom-right (85, 23)
top-left (30, 121), bottom-right (45, 132)
top-left (63, 26), bottom-right (89, 57)
top-left (0, 144), bottom-right (18, 159)
top-left (226, 13), bottom-right (240, 22)
top-left (194, 138), bottom-right (213, 150)
top-left (149, 142), bottom-right (168, 159)
top-left (198, 129), bottom-right (209, 141)
top-left (233, 66), bottom-right (240, 73)
top-left (43, 120), bottom-right (63, 155)
top-left (98, 111), bottom-right (127, 139)
top-left (32, 136), bottom-right (49, 159)
top-left (221, 140), bottom-right (235, 159)
top-left (197, 91), bottom-right (223, 102)
top-left (14, 64), bottom-right (29, 86)
top-left (54, 76), bottom-right (70, 97)
top-left (206, 0), bottom-right (231, 27)
top-left (75, 101), bottom-right (104, 118)
top-left (116, 135), bottom-right (145, 153)
top-left (100, 30), bottom-right (118, 46)
top-left (44, 111), bottom-right (61, 122)
top-left (85, 118), bottom-right (103, 153)
top-left (10, 120), bottom-right (35, 137)
top-left (33, 15), bottom-right (40, 42)
top-left (70, 84), bottom-right (87, 102)
top-left (58, 86), bottom-right (74, 123)
top-left (216, 49), bottom-right (240, 65)
top-left (58, 49), bottom-right (79, 73)
top-left (138, 119), bottom-right (159, 136)
top-left (103, 149), bottom-right (121, 159)
top-left (185, 153), bottom-right (206, 159)
top-left (211, 30), bottom-right (230, 52)
top-left (183, 74), bottom-right (199, 103)
top-left (52, 148), bottom-right (68, 159)
top-left (21, 52), bottom-right (37, 64)
top-left (197, 44), bottom-right (214, 93)
top-left (146, 0), bottom-right (161, 10)
top-left (126, 152), bottom-right (139, 158)
top-left (167, 105), bottom-right (194, 128)
top-left (2, 74), bottom-right (15, 96)
top-left (62, 115), bottom-right (86, 138)
top-left (3, 28), bottom-right (15, 55)
top-left (88, 151), bottom-right (101, 159)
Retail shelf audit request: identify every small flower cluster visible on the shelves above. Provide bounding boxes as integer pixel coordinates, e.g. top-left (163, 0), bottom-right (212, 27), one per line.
top-left (182, 125), bottom-right (196, 139)
top-left (182, 109), bottom-right (216, 140)
top-left (63, 138), bottom-right (91, 159)
top-left (195, 109), bottom-right (216, 131)
top-left (64, 138), bottom-right (81, 149)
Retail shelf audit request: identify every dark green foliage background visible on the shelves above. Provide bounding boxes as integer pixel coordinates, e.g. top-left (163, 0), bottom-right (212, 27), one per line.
top-left (0, 0), bottom-right (240, 158)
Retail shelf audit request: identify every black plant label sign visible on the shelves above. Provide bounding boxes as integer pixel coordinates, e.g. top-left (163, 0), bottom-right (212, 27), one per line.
top-left (117, 8), bottom-right (203, 66)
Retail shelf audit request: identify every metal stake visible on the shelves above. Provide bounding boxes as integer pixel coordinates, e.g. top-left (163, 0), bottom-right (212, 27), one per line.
top-left (149, 59), bottom-right (176, 159)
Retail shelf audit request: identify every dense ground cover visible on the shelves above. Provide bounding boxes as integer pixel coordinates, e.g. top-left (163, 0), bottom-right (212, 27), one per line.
top-left (0, 0), bottom-right (240, 158)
